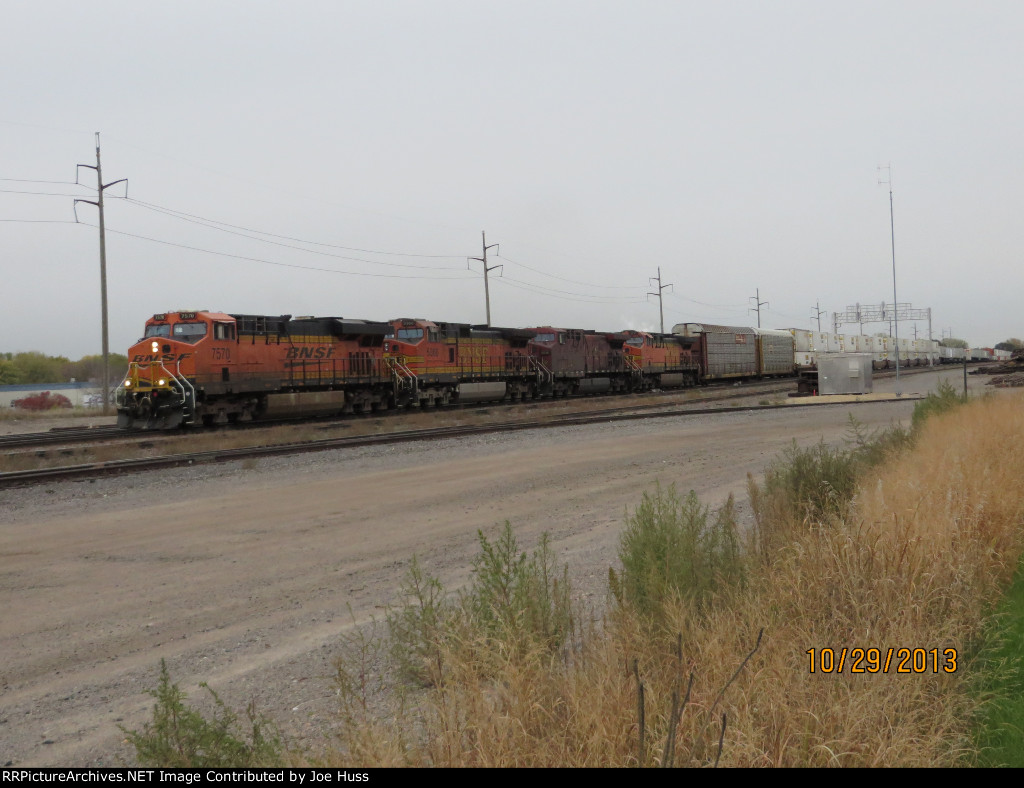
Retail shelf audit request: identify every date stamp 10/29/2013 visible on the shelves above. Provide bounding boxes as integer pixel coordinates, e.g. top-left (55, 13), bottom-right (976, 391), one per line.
top-left (807, 647), bottom-right (958, 674)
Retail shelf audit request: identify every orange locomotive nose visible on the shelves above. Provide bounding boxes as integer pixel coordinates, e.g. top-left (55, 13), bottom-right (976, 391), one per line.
top-left (117, 315), bottom-right (204, 429)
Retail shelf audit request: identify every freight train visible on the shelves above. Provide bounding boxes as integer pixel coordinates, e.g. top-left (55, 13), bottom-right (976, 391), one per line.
top-left (114, 310), bottom-right (955, 429)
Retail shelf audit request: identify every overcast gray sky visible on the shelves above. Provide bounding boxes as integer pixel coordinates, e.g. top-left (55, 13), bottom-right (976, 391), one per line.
top-left (2, 0), bottom-right (1021, 359)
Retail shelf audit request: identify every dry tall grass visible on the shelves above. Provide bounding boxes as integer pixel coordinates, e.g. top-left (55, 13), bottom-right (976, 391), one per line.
top-left (315, 392), bottom-right (1024, 768)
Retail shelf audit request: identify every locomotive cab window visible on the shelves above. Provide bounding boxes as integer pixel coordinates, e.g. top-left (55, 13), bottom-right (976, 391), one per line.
top-left (534, 333), bottom-right (556, 343)
top-left (145, 324), bottom-right (171, 338)
top-left (172, 322), bottom-right (208, 344)
top-left (396, 328), bottom-right (424, 343)
top-left (625, 337), bottom-right (643, 347)
top-left (213, 323), bottom-right (236, 341)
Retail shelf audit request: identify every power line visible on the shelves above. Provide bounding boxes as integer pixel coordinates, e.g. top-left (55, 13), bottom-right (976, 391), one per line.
top-left (79, 222), bottom-right (479, 280)
top-left (0, 177), bottom-right (86, 185)
top-left (764, 309), bottom-right (806, 323)
top-left (0, 188), bottom-right (90, 197)
top-left (121, 197), bottom-right (464, 259)
top-left (0, 119), bottom-right (92, 135)
top-left (495, 275), bottom-right (648, 304)
top-left (500, 274), bottom-right (642, 301)
top-left (664, 291), bottom-right (747, 309)
top-left (0, 218), bottom-right (79, 224)
top-left (3, 180), bottom-right (696, 296)
top-left (98, 132), bottom-right (483, 237)
top-left (115, 199), bottom-right (467, 271)
top-left (496, 253), bottom-right (646, 291)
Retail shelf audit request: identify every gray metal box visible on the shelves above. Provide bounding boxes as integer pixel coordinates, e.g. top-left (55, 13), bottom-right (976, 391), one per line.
top-left (817, 353), bottom-right (873, 395)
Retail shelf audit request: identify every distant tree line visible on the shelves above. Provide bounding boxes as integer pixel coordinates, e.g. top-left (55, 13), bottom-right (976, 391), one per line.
top-left (937, 337), bottom-right (1022, 351)
top-left (0, 352), bottom-right (129, 386)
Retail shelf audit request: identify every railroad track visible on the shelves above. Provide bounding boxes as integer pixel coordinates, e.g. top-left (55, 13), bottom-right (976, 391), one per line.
top-left (0, 391), bottom-right (927, 489)
top-left (0, 377), bottom-right (796, 453)
top-left (0, 363), bottom-right (950, 463)
top-left (0, 425), bottom-right (125, 450)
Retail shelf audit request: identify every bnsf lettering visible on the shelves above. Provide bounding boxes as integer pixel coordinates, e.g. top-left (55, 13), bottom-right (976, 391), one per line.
top-left (132, 353), bottom-right (191, 363)
top-left (459, 346), bottom-right (490, 362)
top-left (286, 346), bottom-right (336, 360)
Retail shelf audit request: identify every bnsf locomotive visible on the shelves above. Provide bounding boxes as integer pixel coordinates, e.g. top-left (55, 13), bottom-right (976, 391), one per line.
top-left (116, 310), bottom-right (948, 430)
top-left (117, 311), bottom-right (391, 429)
top-left (116, 311), bottom-right (705, 429)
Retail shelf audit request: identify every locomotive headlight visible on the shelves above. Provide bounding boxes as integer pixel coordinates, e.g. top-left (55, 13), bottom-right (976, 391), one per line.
top-left (151, 341), bottom-right (159, 353)
top-left (157, 378), bottom-right (167, 387)
top-left (124, 380), bottom-right (132, 388)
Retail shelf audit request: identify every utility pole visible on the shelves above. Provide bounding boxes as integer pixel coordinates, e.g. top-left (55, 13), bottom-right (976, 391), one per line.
top-left (75, 133), bottom-right (126, 414)
top-left (878, 163), bottom-right (900, 388)
top-left (749, 288), bottom-right (768, 328)
top-left (648, 267), bottom-right (673, 333)
top-left (812, 300), bottom-right (826, 332)
top-left (468, 231), bottom-right (501, 327)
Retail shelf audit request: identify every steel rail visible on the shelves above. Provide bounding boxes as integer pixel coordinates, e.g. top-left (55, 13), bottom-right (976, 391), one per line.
top-left (0, 363), bottom-right (945, 455)
top-left (0, 394), bottom-right (923, 489)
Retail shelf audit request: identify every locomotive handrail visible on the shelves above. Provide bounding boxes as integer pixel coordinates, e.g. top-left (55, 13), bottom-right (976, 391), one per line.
top-left (385, 356), bottom-right (418, 396)
top-left (116, 357), bottom-right (196, 426)
top-left (167, 358), bottom-right (197, 424)
top-left (527, 356), bottom-right (553, 386)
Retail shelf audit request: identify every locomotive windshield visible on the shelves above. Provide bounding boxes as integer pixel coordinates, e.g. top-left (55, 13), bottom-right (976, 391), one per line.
top-left (625, 337), bottom-right (644, 347)
top-left (396, 328), bottom-right (424, 343)
top-left (145, 324), bottom-right (171, 338)
top-left (534, 333), bottom-right (556, 343)
top-left (172, 322), bottom-right (208, 343)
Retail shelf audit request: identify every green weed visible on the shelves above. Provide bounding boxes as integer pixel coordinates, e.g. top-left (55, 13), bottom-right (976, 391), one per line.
top-left (121, 660), bottom-right (284, 768)
top-left (384, 523), bottom-right (575, 689)
top-left (912, 379), bottom-right (967, 431)
top-left (611, 483), bottom-right (743, 620)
